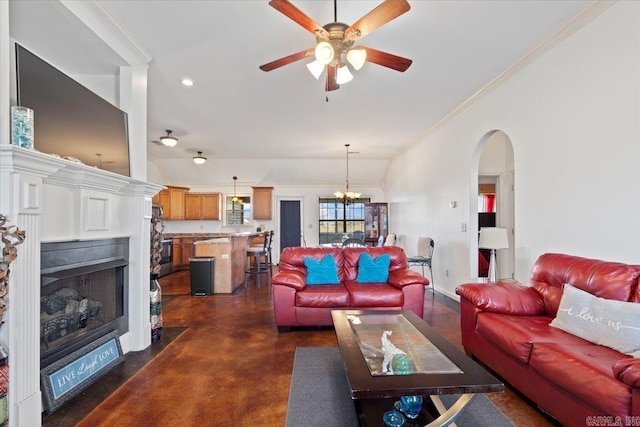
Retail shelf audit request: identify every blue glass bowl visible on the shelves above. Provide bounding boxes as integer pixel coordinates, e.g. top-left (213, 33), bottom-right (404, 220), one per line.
top-left (383, 409), bottom-right (406, 427)
top-left (400, 395), bottom-right (423, 419)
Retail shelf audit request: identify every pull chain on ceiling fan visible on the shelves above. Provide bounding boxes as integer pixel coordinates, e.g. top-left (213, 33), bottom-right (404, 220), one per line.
top-left (259, 0), bottom-right (412, 92)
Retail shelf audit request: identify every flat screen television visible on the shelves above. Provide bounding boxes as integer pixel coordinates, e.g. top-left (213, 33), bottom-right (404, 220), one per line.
top-left (15, 44), bottom-right (130, 177)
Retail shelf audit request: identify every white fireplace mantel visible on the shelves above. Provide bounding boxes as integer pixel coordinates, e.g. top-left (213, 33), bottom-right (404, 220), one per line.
top-left (0, 145), bottom-right (163, 426)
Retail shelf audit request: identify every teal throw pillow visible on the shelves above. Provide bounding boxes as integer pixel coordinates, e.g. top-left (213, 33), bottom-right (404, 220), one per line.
top-left (304, 255), bottom-right (340, 285)
top-left (357, 253), bottom-right (391, 283)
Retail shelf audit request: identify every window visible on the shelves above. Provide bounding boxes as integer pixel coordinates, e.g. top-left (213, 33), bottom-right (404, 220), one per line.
top-left (225, 196), bottom-right (251, 226)
top-left (318, 198), bottom-right (370, 244)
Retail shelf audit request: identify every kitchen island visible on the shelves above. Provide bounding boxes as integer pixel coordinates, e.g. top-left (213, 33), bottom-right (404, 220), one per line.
top-left (190, 232), bottom-right (260, 293)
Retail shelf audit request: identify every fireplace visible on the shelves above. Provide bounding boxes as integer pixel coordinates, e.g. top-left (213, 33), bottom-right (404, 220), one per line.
top-left (40, 238), bottom-right (129, 368)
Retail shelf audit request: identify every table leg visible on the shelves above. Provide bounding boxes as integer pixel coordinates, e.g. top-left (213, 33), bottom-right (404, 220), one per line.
top-left (422, 394), bottom-right (475, 427)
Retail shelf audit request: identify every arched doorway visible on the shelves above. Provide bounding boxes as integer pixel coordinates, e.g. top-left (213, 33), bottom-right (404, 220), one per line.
top-left (471, 130), bottom-right (515, 280)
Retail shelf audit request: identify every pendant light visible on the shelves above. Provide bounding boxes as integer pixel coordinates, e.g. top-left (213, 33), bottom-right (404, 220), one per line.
top-left (192, 151), bottom-right (207, 165)
top-left (335, 144), bottom-right (361, 204)
top-left (232, 176), bottom-right (239, 203)
top-left (160, 130), bottom-right (178, 147)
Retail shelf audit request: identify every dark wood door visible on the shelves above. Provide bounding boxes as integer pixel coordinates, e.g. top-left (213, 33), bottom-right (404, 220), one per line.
top-left (280, 200), bottom-right (301, 252)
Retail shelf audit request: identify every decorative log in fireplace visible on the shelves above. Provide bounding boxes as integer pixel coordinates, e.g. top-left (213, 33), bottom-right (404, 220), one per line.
top-left (40, 238), bottom-right (128, 368)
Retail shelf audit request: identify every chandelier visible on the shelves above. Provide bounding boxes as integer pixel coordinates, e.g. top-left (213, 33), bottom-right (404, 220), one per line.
top-left (231, 176), bottom-right (244, 206)
top-left (335, 144), bottom-right (361, 203)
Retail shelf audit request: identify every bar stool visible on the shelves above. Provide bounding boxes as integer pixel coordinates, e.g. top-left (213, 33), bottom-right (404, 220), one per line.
top-left (245, 231), bottom-right (272, 288)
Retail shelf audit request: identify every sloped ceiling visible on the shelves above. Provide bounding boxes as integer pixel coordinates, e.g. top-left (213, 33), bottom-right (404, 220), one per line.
top-left (10, 0), bottom-right (590, 185)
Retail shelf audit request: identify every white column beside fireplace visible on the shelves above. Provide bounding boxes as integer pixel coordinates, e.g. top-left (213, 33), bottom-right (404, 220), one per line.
top-left (0, 146), bottom-right (162, 425)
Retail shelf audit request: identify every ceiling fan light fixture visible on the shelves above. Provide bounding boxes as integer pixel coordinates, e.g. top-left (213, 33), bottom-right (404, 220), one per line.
top-left (315, 41), bottom-right (334, 65)
top-left (336, 64), bottom-right (353, 85)
top-left (306, 60), bottom-right (325, 80)
top-left (346, 48), bottom-right (367, 71)
top-left (192, 151), bottom-right (207, 165)
top-left (160, 130), bottom-right (178, 147)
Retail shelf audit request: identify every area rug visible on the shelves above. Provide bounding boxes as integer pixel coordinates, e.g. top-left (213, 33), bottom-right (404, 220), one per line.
top-left (285, 347), bottom-right (515, 427)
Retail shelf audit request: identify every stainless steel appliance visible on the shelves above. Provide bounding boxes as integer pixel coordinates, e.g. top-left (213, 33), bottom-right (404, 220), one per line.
top-left (158, 238), bottom-right (173, 277)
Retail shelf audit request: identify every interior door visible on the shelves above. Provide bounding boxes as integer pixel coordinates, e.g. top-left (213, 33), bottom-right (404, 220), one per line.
top-left (280, 200), bottom-right (301, 252)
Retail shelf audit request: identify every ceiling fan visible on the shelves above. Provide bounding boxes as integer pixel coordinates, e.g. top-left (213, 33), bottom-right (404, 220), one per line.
top-left (259, 0), bottom-right (412, 91)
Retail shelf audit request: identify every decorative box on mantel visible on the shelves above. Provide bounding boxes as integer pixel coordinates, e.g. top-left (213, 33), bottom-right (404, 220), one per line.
top-left (0, 145), bottom-right (163, 423)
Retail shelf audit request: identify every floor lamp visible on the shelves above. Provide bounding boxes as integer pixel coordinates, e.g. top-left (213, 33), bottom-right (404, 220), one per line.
top-left (478, 227), bottom-right (509, 282)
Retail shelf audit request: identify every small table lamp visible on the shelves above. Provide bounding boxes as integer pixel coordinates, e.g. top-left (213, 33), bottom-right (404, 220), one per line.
top-left (478, 227), bottom-right (509, 282)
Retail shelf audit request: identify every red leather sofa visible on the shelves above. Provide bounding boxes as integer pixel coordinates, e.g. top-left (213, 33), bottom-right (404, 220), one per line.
top-left (272, 246), bottom-right (429, 330)
top-left (456, 253), bottom-right (640, 426)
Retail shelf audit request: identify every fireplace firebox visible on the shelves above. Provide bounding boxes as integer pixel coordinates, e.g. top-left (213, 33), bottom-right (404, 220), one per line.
top-left (40, 238), bottom-right (129, 368)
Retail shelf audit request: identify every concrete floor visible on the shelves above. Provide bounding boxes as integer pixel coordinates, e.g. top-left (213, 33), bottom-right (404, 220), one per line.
top-left (43, 268), bottom-right (558, 426)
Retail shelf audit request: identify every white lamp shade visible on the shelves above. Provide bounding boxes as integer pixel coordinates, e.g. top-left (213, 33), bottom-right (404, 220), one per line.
top-left (478, 227), bottom-right (509, 249)
top-left (346, 48), bottom-right (367, 70)
top-left (192, 151), bottom-right (206, 164)
top-left (315, 41), bottom-right (334, 65)
top-left (336, 65), bottom-right (353, 84)
top-left (306, 60), bottom-right (324, 79)
top-left (160, 136), bottom-right (178, 147)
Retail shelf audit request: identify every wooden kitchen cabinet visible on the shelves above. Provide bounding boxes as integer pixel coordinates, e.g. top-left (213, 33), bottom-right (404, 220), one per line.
top-left (252, 186), bottom-right (273, 220)
top-left (152, 189), bottom-right (165, 205)
top-left (168, 186), bottom-right (188, 220)
top-left (185, 193), bottom-right (220, 220)
top-left (181, 238), bottom-right (193, 267)
top-left (172, 238), bottom-right (182, 270)
top-left (154, 186), bottom-right (189, 220)
top-left (152, 189), bottom-right (171, 214)
top-left (172, 237), bottom-right (194, 269)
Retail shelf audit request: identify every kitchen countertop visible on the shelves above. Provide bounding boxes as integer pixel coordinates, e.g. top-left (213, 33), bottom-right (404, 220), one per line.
top-left (164, 232), bottom-right (261, 239)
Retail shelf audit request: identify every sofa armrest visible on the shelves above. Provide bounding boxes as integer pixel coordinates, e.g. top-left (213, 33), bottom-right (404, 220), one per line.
top-left (271, 271), bottom-right (307, 291)
top-left (455, 282), bottom-right (546, 316)
top-left (388, 270), bottom-right (430, 289)
top-left (613, 358), bottom-right (640, 388)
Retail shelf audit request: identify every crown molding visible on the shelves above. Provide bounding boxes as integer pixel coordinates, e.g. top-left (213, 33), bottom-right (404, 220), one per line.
top-left (394, 0), bottom-right (615, 161)
top-left (62, 0), bottom-right (153, 66)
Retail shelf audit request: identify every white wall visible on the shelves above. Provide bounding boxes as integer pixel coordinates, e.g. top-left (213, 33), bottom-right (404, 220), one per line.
top-left (147, 157), bottom-right (389, 187)
top-left (386, 1), bottom-right (640, 299)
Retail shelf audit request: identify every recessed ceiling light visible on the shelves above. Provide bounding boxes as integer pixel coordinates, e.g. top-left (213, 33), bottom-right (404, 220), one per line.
top-left (181, 78), bottom-right (195, 87)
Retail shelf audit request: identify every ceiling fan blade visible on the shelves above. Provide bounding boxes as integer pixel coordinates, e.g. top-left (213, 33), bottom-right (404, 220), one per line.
top-left (345, 0), bottom-right (410, 42)
top-left (362, 46), bottom-right (412, 72)
top-left (259, 48), bottom-right (314, 72)
top-left (325, 65), bottom-right (340, 91)
top-left (269, 0), bottom-right (329, 39)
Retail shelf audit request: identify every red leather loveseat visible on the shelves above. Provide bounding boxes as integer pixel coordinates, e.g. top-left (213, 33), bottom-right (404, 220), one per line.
top-left (456, 253), bottom-right (640, 426)
top-left (272, 246), bottom-right (429, 331)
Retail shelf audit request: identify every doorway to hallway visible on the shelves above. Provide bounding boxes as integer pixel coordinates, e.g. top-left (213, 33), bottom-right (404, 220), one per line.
top-left (476, 130), bottom-right (515, 280)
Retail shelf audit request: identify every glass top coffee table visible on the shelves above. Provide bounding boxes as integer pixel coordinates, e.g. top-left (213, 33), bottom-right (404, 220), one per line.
top-left (331, 310), bottom-right (504, 426)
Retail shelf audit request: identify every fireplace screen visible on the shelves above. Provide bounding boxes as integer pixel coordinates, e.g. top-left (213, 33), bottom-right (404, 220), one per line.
top-left (41, 260), bottom-right (125, 355)
top-left (40, 238), bottom-right (128, 367)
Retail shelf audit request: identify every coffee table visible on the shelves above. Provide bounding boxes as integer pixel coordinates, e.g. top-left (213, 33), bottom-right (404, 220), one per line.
top-left (331, 310), bottom-right (504, 426)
